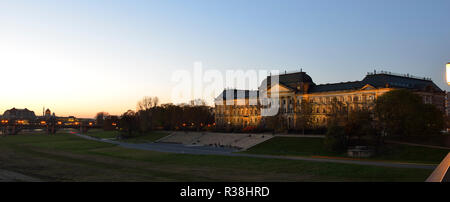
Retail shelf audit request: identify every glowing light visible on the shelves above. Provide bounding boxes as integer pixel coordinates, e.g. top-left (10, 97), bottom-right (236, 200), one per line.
top-left (89, 122), bottom-right (93, 126)
top-left (447, 63), bottom-right (450, 85)
top-left (112, 123), bottom-right (117, 126)
top-left (57, 121), bottom-right (62, 125)
top-left (16, 120), bottom-right (26, 125)
top-left (40, 121), bottom-right (46, 125)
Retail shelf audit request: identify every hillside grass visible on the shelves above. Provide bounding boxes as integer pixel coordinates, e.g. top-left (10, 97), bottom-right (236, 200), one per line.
top-left (244, 137), bottom-right (449, 164)
top-left (85, 129), bottom-right (169, 143)
top-left (0, 133), bottom-right (434, 182)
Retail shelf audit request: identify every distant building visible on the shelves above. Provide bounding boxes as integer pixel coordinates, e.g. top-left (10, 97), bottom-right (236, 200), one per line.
top-left (2, 108), bottom-right (37, 120)
top-left (214, 70), bottom-right (445, 129)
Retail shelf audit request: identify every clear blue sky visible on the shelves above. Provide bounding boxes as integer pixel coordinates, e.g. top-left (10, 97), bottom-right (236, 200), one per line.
top-left (1, 0), bottom-right (449, 117)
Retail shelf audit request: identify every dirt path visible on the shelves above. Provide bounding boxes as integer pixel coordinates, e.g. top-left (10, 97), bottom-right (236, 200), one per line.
top-left (0, 168), bottom-right (42, 182)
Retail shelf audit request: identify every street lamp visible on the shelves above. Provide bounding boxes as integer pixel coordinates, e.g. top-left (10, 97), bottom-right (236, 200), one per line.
top-left (447, 63), bottom-right (450, 85)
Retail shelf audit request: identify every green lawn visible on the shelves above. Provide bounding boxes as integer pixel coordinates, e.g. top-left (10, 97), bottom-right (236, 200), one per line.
top-left (0, 133), bottom-right (436, 181)
top-left (244, 137), bottom-right (450, 164)
top-left (85, 129), bottom-right (117, 139)
top-left (85, 129), bottom-right (169, 143)
top-left (244, 137), bottom-right (336, 156)
top-left (373, 144), bottom-right (450, 164)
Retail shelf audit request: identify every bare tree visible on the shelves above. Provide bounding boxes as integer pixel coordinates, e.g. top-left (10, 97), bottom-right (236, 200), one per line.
top-left (137, 96), bottom-right (154, 111)
top-left (328, 97), bottom-right (348, 126)
top-left (152, 97), bottom-right (159, 107)
top-left (189, 99), bottom-right (206, 106)
top-left (295, 99), bottom-right (313, 135)
top-left (136, 96), bottom-right (159, 133)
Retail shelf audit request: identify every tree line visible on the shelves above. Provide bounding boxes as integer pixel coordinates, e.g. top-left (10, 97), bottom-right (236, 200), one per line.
top-left (323, 89), bottom-right (445, 153)
top-left (96, 97), bottom-right (214, 138)
top-left (246, 89), bottom-right (445, 153)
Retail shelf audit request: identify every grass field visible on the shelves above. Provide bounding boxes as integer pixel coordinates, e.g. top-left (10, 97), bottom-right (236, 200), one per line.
top-left (85, 129), bottom-right (169, 143)
top-left (0, 132), bottom-right (434, 181)
top-left (244, 137), bottom-right (450, 164)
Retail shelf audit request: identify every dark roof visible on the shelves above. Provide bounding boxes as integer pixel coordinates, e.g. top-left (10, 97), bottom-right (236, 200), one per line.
top-left (310, 73), bottom-right (443, 93)
top-left (311, 81), bottom-right (363, 93)
top-left (217, 89), bottom-right (259, 100)
top-left (361, 73), bottom-right (442, 92)
top-left (216, 71), bottom-right (443, 99)
top-left (262, 71), bottom-right (314, 90)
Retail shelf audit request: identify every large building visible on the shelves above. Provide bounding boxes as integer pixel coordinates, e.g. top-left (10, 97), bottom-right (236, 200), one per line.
top-left (2, 108), bottom-right (37, 121)
top-left (214, 70), bottom-right (445, 129)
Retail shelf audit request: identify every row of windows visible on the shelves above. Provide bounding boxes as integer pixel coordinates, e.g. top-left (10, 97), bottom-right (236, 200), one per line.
top-left (216, 108), bottom-right (260, 116)
top-left (216, 117), bottom-right (260, 125)
top-left (297, 94), bottom-right (376, 104)
top-left (217, 94), bottom-right (377, 115)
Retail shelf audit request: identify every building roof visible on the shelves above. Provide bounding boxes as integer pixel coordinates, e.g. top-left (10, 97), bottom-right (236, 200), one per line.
top-left (216, 89), bottom-right (259, 100)
top-left (216, 70), bottom-right (443, 99)
top-left (361, 73), bottom-right (442, 91)
top-left (2, 108), bottom-right (37, 120)
top-left (309, 73), bottom-right (442, 93)
top-left (262, 71), bottom-right (314, 90)
top-left (311, 81), bottom-right (363, 93)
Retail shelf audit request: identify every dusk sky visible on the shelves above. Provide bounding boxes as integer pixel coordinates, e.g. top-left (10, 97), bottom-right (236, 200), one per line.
top-left (1, 0), bottom-right (449, 118)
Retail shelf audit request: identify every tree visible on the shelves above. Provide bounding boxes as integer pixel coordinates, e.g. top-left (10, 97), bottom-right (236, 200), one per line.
top-left (137, 96), bottom-right (158, 111)
top-left (265, 112), bottom-right (287, 133)
top-left (295, 99), bottom-right (313, 134)
top-left (324, 123), bottom-right (347, 153)
top-left (95, 112), bottom-right (109, 127)
top-left (345, 109), bottom-right (375, 143)
top-left (103, 115), bottom-right (119, 131)
top-left (374, 89), bottom-right (444, 138)
top-left (327, 97), bottom-right (348, 126)
top-left (118, 110), bottom-right (139, 139)
top-left (136, 96), bottom-right (160, 133)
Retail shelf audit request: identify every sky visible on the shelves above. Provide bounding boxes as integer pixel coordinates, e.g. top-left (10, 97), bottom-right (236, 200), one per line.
top-left (0, 0), bottom-right (449, 118)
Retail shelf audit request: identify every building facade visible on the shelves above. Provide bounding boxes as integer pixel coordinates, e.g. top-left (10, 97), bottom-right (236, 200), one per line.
top-left (214, 71), bottom-right (445, 129)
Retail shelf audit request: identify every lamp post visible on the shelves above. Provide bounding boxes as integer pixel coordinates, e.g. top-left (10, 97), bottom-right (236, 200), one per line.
top-left (447, 63), bottom-right (450, 85)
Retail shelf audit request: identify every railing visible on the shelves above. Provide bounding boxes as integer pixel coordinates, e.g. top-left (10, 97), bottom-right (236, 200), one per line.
top-left (426, 152), bottom-right (450, 182)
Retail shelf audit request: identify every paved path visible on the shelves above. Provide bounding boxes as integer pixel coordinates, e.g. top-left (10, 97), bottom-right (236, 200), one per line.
top-left (274, 134), bottom-right (325, 138)
top-left (74, 133), bottom-right (237, 155)
top-left (0, 169), bottom-right (42, 182)
top-left (74, 133), bottom-right (437, 170)
top-left (386, 140), bottom-right (450, 150)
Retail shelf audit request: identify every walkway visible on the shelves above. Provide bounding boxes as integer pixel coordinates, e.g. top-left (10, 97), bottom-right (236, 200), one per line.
top-left (0, 169), bottom-right (42, 182)
top-left (73, 133), bottom-right (437, 170)
top-left (386, 140), bottom-right (450, 150)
